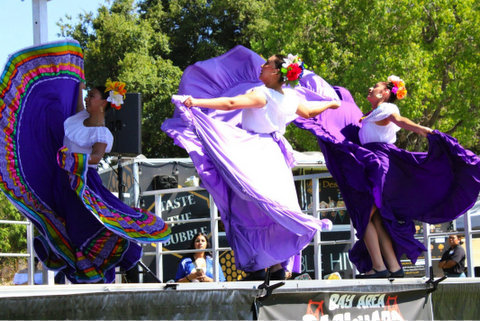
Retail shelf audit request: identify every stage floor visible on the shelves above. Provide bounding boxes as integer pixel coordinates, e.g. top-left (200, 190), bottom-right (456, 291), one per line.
top-left (0, 278), bottom-right (479, 320)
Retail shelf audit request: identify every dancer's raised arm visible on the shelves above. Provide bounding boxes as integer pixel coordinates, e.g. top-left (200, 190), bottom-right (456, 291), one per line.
top-left (183, 91), bottom-right (266, 110)
top-left (296, 100), bottom-right (340, 118)
top-left (75, 82), bottom-right (87, 113)
top-left (387, 113), bottom-right (432, 137)
top-left (163, 52), bottom-right (333, 281)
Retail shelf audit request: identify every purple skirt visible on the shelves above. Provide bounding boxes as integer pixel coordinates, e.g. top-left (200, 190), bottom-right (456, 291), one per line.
top-left (163, 99), bottom-right (332, 272)
top-left (162, 46), bottom-right (335, 272)
top-left (295, 87), bottom-right (480, 272)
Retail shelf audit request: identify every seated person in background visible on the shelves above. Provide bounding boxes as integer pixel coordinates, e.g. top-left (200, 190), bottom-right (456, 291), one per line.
top-left (438, 234), bottom-right (466, 277)
top-left (175, 233), bottom-right (226, 282)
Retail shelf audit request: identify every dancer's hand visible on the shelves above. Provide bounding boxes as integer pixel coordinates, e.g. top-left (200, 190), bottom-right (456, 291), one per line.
top-left (183, 97), bottom-right (196, 108)
top-left (419, 126), bottom-right (433, 137)
top-left (329, 101), bottom-right (341, 109)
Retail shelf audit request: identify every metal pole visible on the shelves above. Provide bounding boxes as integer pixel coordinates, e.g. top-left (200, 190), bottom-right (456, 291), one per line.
top-left (26, 222), bottom-right (35, 285)
top-left (423, 222), bottom-right (431, 278)
top-left (32, 0), bottom-right (49, 45)
top-left (155, 194), bottom-right (163, 281)
top-left (133, 161), bottom-right (140, 207)
top-left (464, 210), bottom-right (473, 277)
top-left (312, 178), bottom-right (322, 279)
top-left (350, 221), bottom-right (358, 278)
top-left (209, 195), bottom-right (219, 281)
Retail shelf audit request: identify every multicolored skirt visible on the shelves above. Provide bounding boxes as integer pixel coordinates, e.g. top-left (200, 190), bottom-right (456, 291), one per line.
top-left (0, 40), bottom-right (170, 283)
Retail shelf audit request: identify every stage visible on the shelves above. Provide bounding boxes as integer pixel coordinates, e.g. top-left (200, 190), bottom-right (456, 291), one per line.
top-left (1, 278), bottom-right (479, 320)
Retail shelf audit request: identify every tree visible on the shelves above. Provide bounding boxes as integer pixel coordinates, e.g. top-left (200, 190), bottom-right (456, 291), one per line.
top-left (59, 0), bottom-right (184, 157)
top-left (138, 0), bottom-right (266, 69)
top-left (251, 0), bottom-right (480, 152)
top-left (0, 193), bottom-right (27, 257)
top-left (60, 0), bottom-right (480, 154)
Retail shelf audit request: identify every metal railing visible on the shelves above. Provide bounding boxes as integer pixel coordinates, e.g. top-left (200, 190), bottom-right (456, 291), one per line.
top-left (0, 219), bottom-right (35, 285)
top-left (423, 205), bottom-right (480, 278)
top-left (142, 187), bottom-right (225, 281)
top-left (2, 173), bottom-right (478, 284)
top-left (142, 173), bottom-right (353, 281)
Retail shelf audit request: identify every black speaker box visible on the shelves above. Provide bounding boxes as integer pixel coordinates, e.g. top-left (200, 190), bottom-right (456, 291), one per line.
top-left (152, 175), bottom-right (178, 190)
top-left (105, 93), bottom-right (142, 155)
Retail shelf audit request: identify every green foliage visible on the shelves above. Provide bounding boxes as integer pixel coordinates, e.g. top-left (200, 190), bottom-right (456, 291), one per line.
top-left (140, 0), bottom-right (265, 69)
top-left (59, 0), bottom-right (480, 154)
top-left (251, 0), bottom-right (480, 152)
top-left (59, 0), bottom-right (185, 157)
top-left (0, 193), bottom-right (27, 255)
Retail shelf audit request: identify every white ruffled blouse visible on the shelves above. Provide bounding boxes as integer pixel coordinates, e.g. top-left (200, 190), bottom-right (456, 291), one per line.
top-left (241, 86), bottom-right (298, 134)
top-left (63, 109), bottom-right (113, 154)
top-left (359, 102), bottom-right (401, 145)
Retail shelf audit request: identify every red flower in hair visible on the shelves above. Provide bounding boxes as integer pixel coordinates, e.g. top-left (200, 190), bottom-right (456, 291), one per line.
top-left (286, 63), bottom-right (302, 81)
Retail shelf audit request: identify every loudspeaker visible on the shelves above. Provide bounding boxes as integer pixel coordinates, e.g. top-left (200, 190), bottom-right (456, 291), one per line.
top-left (152, 175), bottom-right (178, 190)
top-left (105, 93), bottom-right (142, 155)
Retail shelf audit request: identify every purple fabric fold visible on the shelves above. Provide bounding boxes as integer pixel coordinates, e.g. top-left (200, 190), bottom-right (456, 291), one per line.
top-left (294, 87), bottom-right (480, 273)
top-left (161, 45), bottom-right (480, 276)
top-left (163, 97), bottom-right (332, 272)
top-left (176, 45), bottom-right (264, 125)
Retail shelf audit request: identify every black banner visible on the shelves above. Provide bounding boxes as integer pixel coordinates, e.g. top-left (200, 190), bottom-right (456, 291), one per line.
top-left (257, 289), bottom-right (432, 321)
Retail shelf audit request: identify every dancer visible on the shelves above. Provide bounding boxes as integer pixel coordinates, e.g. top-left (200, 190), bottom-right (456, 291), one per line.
top-left (355, 76), bottom-right (430, 277)
top-left (0, 40), bottom-right (170, 283)
top-left (175, 232), bottom-right (226, 282)
top-left (295, 75), bottom-right (480, 278)
top-left (163, 51), bottom-right (337, 278)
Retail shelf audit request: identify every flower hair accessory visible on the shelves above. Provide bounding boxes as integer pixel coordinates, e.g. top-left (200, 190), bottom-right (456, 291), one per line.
top-left (105, 79), bottom-right (127, 110)
top-left (281, 54), bottom-right (305, 88)
top-left (387, 75), bottom-right (407, 100)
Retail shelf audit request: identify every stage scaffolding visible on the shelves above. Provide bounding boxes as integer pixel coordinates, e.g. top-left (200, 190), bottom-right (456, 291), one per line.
top-left (2, 156), bottom-right (480, 285)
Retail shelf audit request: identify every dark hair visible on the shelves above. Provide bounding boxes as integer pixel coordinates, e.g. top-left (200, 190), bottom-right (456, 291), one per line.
top-left (450, 234), bottom-right (464, 245)
top-left (187, 232), bottom-right (212, 258)
top-left (381, 81), bottom-right (397, 103)
top-left (93, 86), bottom-right (112, 110)
top-left (272, 54), bottom-right (286, 84)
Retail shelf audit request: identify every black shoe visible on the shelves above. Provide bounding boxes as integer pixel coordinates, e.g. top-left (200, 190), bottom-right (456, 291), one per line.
top-left (242, 269), bottom-right (266, 281)
top-left (357, 269), bottom-right (389, 279)
top-left (389, 268), bottom-right (404, 278)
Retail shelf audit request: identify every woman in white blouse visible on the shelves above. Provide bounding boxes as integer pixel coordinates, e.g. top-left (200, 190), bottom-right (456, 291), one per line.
top-left (181, 54), bottom-right (340, 280)
top-left (356, 77), bottom-right (432, 278)
top-left (63, 82), bottom-right (113, 164)
top-left (57, 82), bottom-right (171, 283)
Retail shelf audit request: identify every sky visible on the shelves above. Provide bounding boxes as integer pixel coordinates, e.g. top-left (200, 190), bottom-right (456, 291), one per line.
top-left (0, 0), bottom-right (107, 68)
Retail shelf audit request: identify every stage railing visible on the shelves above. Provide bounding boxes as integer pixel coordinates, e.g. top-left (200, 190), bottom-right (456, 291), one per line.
top-left (2, 174), bottom-right (478, 284)
top-left (422, 200), bottom-right (480, 277)
top-left (142, 187), bottom-right (231, 282)
top-left (0, 219), bottom-right (35, 285)
top-left (142, 172), bottom-right (353, 281)
top-left (293, 173), bottom-right (355, 279)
